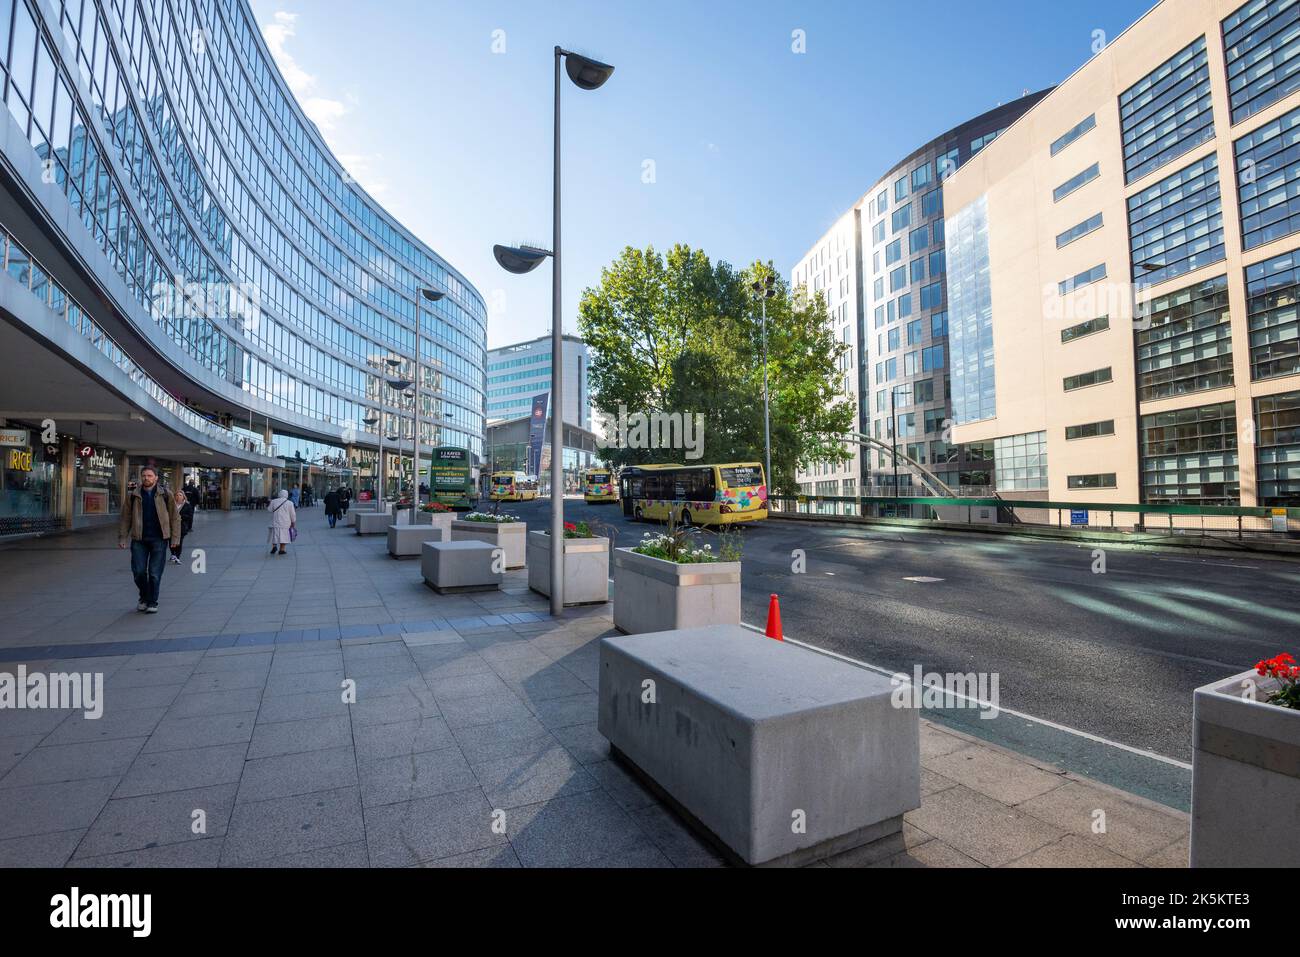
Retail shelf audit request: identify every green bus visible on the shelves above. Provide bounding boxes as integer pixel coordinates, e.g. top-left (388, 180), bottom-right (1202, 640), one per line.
top-left (428, 447), bottom-right (475, 509)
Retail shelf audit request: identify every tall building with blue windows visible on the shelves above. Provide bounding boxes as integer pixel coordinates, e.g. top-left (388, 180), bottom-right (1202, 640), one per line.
top-left (0, 0), bottom-right (487, 534)
top-left (945, 0), bottom-right (1300, 512)
top-left (790, 91), bottom-right (1050, 512)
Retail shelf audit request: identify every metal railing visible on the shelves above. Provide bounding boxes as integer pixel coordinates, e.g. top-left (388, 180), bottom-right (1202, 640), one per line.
top-left (770, 494), bottom-right (1300, 538)
top-left (1, 224), bottom-right (273, 460)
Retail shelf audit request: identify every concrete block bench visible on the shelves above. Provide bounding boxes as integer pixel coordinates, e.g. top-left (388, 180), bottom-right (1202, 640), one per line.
top-left (598, 625), bottom-right (920, 866)
top-left (355, 511), bottom-right (392, 535)
top-left (422, 540), bottom-right (502, 594)
top-left (387, 523), bottom-right (450, 558)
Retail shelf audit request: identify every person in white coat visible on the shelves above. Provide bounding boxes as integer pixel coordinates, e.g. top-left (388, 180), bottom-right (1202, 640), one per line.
top-left (267, 488), bottom-right (297, 555)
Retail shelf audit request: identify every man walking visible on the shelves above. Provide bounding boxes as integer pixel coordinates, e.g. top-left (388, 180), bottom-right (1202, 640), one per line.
top-left (324, 487), bottom-right (341, 528)
top-left (118, 465), bottom-right (181, 614)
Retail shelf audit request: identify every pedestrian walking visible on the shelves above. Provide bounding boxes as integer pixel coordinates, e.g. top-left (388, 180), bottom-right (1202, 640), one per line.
top-left (324, 487), bottom-right (341, 528)
top-left (117, 465), bottom-right (181, 614)
top-left (267, 489), bottom-right (297, 555)
top-left (170, 493), bottom-right (195, 564)
top-left (339, 486), bottom-right (351, 515)
top-left (289, 485), bottom-right (301, 507)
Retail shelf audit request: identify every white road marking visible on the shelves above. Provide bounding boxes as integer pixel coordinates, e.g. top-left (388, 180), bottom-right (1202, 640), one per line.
top-left (903, 576), bottom-right (944, 583)
top-left (1158, 558), bottom-right (1258, 569)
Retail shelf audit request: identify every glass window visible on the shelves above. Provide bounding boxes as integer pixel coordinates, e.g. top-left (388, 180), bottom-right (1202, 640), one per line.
top-left (1140, 402), bottom-right (1239, 504)
top-left (1050, 114), bottom-right (1097, 156)
top-left (1128, 153), bottom-right (1225, 286)
top-left (1245, 247), bottom-right (1300, 379)
top-left (1135, 275), bottom-right (1232, 400)
top-left (1061, 315), bottom-right (1110, 342)
top-left (1254, 390), bottom-right (1300, 505)
top-left (1234, 103), bottom-right (1300, 250)
top-left (947, 196), bottom-right (995, 424)
top-left (1056, 212), bottom-right (1104, 248)
top-left (1222, 0), bottom-right (1300, 123)
top-left (1119, 35), bottom-right (1214, 182)
top-left (1053, 163), bottom-right (1100, 202)
top-left (1065, 420), bottom-right (1116, 440)
top-left (1063, 367), bottom-right (1113, 391)
top-left (1068, 473), bottom-right (1118, 490)
top-left (909, 225), bottom-right (929, 254)
top-left (1058, 263), bottom-right (1107, 295)
top-left (994, 431), bottom-right (1048, 491)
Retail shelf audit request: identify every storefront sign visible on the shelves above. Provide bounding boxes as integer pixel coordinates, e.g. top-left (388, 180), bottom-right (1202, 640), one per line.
top-left (7, 449), bottom-right (33, 471)
top-left (77, 445), bottom-right (95, 459)
top-left (0, 429), bottom-right (29, 447)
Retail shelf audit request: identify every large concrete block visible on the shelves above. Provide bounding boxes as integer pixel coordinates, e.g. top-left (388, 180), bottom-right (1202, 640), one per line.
top-left (598, 625), bottom-right (920, 866)
top-left (355, 511), bottom-right (392, 535)
top-left (421, 540), bottom-right (502, 594)
top-left (1191, 669), bottom-right (1300, 867)
top-left (451, 519), bottom-right (526, 569)
top-left (387, 523), bottom-right (449, 558)
top-left (612, 548), bottom-right (739, 634)
top-left (527, 531), bottom-right (609, 605)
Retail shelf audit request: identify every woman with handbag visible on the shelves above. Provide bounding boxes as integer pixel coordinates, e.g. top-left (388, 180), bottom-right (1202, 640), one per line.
top-left (267, 488), bottom-right (297, 555)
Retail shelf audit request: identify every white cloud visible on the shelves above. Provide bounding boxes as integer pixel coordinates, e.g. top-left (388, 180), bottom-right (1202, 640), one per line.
top-left (261, 11), bottom-right (350, 135)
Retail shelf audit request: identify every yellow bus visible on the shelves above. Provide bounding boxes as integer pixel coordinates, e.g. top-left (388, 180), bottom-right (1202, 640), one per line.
top-left (618, 463), bottom-right (767, 525)
top-left (490, 471), bottom-right (538, 502)
top-left (582, 468), bottom-right (618, 503)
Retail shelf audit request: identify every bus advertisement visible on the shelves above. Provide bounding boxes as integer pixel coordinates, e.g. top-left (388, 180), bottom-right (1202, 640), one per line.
top-left (582, 468), bottom-right (618, 503)
top-left (618, 462), bottom-right (767, 525)
top-left (428, 447), bottom-right (475, 509)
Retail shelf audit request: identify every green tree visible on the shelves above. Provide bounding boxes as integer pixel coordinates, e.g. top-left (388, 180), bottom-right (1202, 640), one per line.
top-left (578, 243), bottom-right (853, 494)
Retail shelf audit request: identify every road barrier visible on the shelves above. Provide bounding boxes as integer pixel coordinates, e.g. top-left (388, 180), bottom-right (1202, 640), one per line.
top-left (770, 494), bottom-right (1300, 544)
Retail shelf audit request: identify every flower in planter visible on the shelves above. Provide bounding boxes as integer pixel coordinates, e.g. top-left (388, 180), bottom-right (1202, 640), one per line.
top-left (1254, 653), bottom-right (1300, 710)
top-left (462, 511), bottom-right (519, 523)
top-left (420, 502), bottom-right (454, 513)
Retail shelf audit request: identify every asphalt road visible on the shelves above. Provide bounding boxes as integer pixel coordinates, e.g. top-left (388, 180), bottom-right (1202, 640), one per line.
top-left (502, 496), bottom-right (1300, 772)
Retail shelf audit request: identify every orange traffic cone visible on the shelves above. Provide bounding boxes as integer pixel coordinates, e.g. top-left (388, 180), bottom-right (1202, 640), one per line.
top-left (765, 593), bottom-right (783, 641)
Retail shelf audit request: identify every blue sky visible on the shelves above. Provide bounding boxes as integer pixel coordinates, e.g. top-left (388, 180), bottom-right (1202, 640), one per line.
top-left (247, 0), bottom-right (1154, 348)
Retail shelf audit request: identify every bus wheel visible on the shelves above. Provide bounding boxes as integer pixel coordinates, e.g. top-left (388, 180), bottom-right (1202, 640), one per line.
top-left (634, 506), bottom-right (643, 522)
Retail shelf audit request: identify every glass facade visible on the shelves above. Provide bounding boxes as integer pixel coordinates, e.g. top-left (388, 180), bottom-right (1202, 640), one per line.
top-left (1135, 274), bottom-right (1233, 401)
top-left (946, 195), bottom-right (995, 426)
top-left (1119, 35), bottom-right (1215, 183)
top-left (1244, 247), bottom-right (1300, 379)
top-left (993, 431), bottom-right (1047, 491)
top-left (0, 0), bottom-right (487, 465)
top-left (1234, 102), bottom-right (1300, 250)
top-left (1127, 153), bottom-right (1225, 287)
top-left (1222, 0), bottom-right (1300, 124)
top-left (1140, 401), bottom-right (1240, 504)
top-left (1255, 389), bottom-right (1300, 504)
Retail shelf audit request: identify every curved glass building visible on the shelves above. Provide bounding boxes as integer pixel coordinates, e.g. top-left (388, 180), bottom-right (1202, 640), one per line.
top-left (791, 91), bottom-right (1050, 513)
top-left (0, 0), bottom-right (486, 532)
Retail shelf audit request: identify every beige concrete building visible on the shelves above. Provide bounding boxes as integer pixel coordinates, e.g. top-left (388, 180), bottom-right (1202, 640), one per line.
top-left (944, 0), bottom-right (1300, 510)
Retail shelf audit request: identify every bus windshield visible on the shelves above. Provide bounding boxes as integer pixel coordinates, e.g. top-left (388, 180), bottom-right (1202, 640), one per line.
top-left (493, 476), bottom-right (514, 486)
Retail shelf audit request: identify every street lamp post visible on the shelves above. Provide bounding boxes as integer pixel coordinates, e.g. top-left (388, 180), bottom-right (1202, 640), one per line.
top-left (362, 413), bottom-right (380, 501)
top-left (492, 46), bottom-right (614, 616)
top-left (749, 273), bottom-right (776, 492)
top-left (414, 288), bottom-right (445, 524)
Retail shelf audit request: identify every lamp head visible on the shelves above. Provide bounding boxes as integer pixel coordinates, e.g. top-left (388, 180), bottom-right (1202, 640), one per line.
top-left (564, 52), bottom-right (615, 91)
top-left (493, 244), bottom-right (552, 275)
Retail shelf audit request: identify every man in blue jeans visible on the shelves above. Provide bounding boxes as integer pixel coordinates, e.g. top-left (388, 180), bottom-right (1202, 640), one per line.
top-left (118, 465), bottom-right (182, 614)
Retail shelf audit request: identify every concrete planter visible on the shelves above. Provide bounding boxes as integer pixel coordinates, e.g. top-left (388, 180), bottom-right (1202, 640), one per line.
top-left (451, 520), bottom-right (526, 569)
top-left (387, 523), bottom-right (451, 558)
top-left (1190, 669), bottom-right (1300, 867)
top-left (355, 511), bottom-right (392, 535)
top-left (612, 547), bottom-right (740, 635)
top-left (421, 541), bottom-right (502, 593)
top-left (527, 531), bottom-right (610, 605)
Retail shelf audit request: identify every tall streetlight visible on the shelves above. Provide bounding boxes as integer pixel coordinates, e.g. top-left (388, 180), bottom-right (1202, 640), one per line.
top-left (414, 287), bottom-right (445, 524)
top-left (492, 46), bottom-right (614, 616)
top-left (749, 273), bottom-right (777, 494)
top-left (384, 358), bottom-right (412, 505)
top-left (362, 413), bottom-right (380, 501)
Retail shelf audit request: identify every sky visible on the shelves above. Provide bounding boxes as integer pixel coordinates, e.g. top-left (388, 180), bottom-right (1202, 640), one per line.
top-left (247, 0), bottom-right (1155, 349)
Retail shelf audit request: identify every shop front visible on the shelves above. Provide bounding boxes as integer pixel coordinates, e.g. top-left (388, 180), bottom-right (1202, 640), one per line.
top-left (0, 426), bottom-right (61, 536)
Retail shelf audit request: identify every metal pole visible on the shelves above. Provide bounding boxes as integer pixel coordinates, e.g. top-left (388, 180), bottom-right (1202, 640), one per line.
top-left (891, 388), bottom-right (898, 498)
top-left (550, 46), bottom-right (564, 615)
top-left (762, 296), bottom-right (772, 492)
top-left (411, 307), bottom-right (421, 526)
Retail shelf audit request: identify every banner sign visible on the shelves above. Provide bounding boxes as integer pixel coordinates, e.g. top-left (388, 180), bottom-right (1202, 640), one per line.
top-left (527, 393), bottom-right (549, 477)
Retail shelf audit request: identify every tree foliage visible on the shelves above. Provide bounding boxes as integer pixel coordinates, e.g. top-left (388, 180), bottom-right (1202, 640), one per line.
top-left (578, 243), bottom-right (853, 494)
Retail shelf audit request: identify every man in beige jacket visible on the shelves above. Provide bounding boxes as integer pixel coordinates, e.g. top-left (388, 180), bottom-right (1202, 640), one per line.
top-left (118, 465), bottom-right (181, 613)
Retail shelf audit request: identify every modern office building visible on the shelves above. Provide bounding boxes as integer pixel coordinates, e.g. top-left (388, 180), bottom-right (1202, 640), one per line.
top-left (0, 0), bottom-right (487, 535)
top-left (944, 0), bottom-right (1300, 510)
top-left (486, 333), bottom-right (590, 430)
top-left (790, 91), bottom-right (1051, 508)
